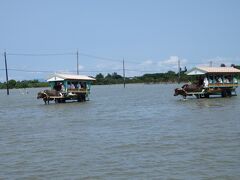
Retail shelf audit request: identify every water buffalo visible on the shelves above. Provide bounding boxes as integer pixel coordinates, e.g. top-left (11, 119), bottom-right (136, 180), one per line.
top-left (37, 90), bottom-right (61, 104)
top-left (174, 84), bottom-right (203, 99)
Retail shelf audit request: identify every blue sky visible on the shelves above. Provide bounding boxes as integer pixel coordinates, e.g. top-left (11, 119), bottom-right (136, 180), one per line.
top-left (0, 0), bottom-right (240, 80)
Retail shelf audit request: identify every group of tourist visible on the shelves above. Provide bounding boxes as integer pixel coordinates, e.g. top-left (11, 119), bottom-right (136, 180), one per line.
top-left (53, 82), bottom-right (87, 92)
top-left (208, 76), bottom-right (238, 84)
top-left (197, 75), bottom-right (238, 88)
top-left (67, 82), bottom-right (86, 90)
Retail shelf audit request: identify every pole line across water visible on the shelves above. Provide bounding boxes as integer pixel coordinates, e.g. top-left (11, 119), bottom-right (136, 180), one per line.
top-left (4, 51), bottom-right (9, 95)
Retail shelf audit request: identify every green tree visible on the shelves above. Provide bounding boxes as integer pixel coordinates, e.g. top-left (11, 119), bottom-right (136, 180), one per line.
top-left (112, 72), bottom-right (122, 79)
top-left (105, 73), bottom-right (112, 79)
top-left (96, 73), bottom-right (104, 80)
top-left (8, 79), bottom-right (17, 89)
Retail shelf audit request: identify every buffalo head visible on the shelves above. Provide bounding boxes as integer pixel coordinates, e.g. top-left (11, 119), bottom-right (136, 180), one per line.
top-left (37, 91), bottom-right (46, 99)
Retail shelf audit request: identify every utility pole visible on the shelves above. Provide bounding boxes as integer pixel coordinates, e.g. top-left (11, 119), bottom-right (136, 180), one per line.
top-left (210, 61), bottom-right (213, 67)
top-left (178, 58), bottom-right (180, 84)
top-left (77, 50), bottom-right (79, 75)
top-left (4, 51), bottom-right (9, 95)
top-left (123, 58), bottom-right (126, 88)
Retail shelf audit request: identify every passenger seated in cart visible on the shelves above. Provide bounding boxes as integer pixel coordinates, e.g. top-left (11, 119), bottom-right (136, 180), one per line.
top-left (216, 76), bottom-right (223, 83)
top-left (197, 77), bottom-right (204, 87)
top-left (227, 76), bottom-right (232, 83)
top-left (61, 83), bottom-right (65, 91)
top-left (82, 82), bottom-right (87, 89)
top-left (71, 83), bottom-right (75, 89)
top-left (233, 77), bottom-right (238, 84)
top-left (67, 82), bottom-right (71, 89)
top-left (79, 83), bottom-right (83, 89)
top-left (76, 82), bottom-right (81, 89)
top-left (53, 82), bottom-right (63, 96)
top-left (203, 77), bottom-right (209, 88)
top-left (67, 82), bottom-right (75, 89)
top-left (223, 76), bottom-right (230, 83)
top-left (79, 82), bottom-right (86, 89)
top-left (208, 76), bottom-right (213, 83)
top-left (54, 82), bottom-right (62, 91)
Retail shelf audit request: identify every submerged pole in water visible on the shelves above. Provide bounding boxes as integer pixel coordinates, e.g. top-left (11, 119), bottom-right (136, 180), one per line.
top-left (4, 51), bottom-right (9, 95)
top-left (77, 50), bottom-right (79, 75)
top-left (178, 58), bottom-right (180, 84)
top-left (123, 58), bottom-right (126, 88)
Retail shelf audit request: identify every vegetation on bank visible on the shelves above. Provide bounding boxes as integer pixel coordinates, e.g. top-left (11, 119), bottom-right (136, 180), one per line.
top-left (93, 71), bottom-right (190, 85)
top-left (0, 71), bottom-right (190, 89)
top-left (93, 65), bottom-right (240, 85)
top-left (1, 65), bottom-right (239, 89)
top-left (0, 79), bottom-right (48, 89)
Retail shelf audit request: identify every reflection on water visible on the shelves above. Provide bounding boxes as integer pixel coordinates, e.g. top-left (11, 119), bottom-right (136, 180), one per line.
top-left (0, 84), bottom-right (240, 179)
top-left (180, 98), bottom-right (226, 108)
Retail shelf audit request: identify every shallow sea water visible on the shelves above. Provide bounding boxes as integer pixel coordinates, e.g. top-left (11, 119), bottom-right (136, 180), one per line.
top-left (0, 84), bottom-right (240, 179)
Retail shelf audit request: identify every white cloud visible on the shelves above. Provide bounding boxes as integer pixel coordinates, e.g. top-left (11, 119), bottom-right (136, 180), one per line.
top-left (117, 56), bottom-right (189, 77)
top-left (140, 60), bottom-right (154, 66)
top-left (151, 56), bottom-right (188, 73)
top-left (158, 56), bottom-right (178, 67)
top-left (158, 56), bottom-right (188, 67)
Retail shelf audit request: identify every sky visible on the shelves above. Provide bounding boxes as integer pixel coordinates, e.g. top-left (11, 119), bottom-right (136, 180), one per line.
top-left (0, 0), bottom-right (240, 81)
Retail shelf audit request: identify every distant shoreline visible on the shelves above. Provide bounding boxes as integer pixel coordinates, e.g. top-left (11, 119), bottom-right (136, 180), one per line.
top-left (0, 81), bottom-right (186, 90)
top-left (0, 71), bottom-right (188, 89)
top-left (1, 68), bottom-right (239, 89)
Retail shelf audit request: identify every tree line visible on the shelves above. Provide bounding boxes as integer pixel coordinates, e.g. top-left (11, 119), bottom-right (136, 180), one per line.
top-left (1, 65), bottom-right (239, 89)
top-left (92, 70), bottom-right (190, 85)
top-left (0, 79), bottom-right (48, 89)
top-left (0, 71), bottom-right (187, 89)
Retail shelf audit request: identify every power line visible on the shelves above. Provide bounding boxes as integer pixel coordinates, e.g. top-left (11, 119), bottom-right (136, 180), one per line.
top-left (2, 51), bottom-right (230, 76)
top-left (78, 52), bottom-right (121, 62)
top-left (7, 52), bottom-right (75, 56)
top-left (0, 67), bottom-right (164, 74)
top-left (0, 68), bottom-right (124, 73)
top-left (0, 68), bottom-right (53, 73)
top-left (5, 51), bottom-right (122, 62)
top-left (3, 52), bottom-right (139, 64)
top-left (5, 51), bottom-right (140, 64)
top-left (78, 53), bottom-right (140, 64)
top-left (3, 51), bottom-right (192, 66)
top-left (3, 51), bottom-right (234, 66)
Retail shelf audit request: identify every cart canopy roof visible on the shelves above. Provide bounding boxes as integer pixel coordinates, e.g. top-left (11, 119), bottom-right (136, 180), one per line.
top-left (186, 67), bottom-right (240, 76)
top-left (47, 73), bottom-right (96, 82)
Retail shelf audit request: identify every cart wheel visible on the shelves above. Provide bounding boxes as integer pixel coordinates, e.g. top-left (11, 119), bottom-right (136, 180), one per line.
top-left (221, 90), bottom-right (227, 97)
top-left (77, 96), bottom-right (82, 102)
top-left (195, 94), bottom-right (200, 99)
top-left (226, 90), bottom-right (232, 97)
top-left (204, 94), bottom-right (209, 98)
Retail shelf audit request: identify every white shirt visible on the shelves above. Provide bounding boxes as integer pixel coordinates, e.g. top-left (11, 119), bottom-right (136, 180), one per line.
top-left (204, 77), bottom-right (209, 87)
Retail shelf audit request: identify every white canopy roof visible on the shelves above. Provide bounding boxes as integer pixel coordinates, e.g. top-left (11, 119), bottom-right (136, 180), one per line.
top-left (47, 73), bottom-right (96, 82)
top-left (186, 67), bottom-right (240, 75)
